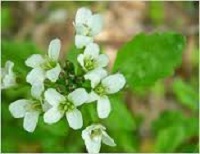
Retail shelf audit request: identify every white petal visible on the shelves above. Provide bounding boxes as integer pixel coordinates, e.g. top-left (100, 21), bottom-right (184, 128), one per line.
top-left (84, 68), bottom-right (107, 88)
top-left (88, 14), bottom-right (103, 36)
top-left (97, 96), bottom-right (111, 119)
top-left (75, 7), bottom-right (92, 24)
top-left (26, 68), bottom-right (45, 85)
top-left (75, 35), bottom-right (93, 49)
top-left (2, 74), bottom-right (16, 89)
top-left (42, 101), bottom-right (52, 112)
top-left (66, 109), bottom-right (83, 130)
top-left (9, 99), bottom-right (30, 118)
top-left (5, 60), bottom-right (14, 74)
top-left (84, 134), bottom-right (102, 153)
top-left (44, 107), bottom-right (63, 124)
top-left (46, 63), bottom-right (61, 82)
top-left (1, 61), bottom-right (16, 89)
top-left (67, 88), bottom-right (88, 106)
top-left (48, 38), bottom-right (61, 61)
top-left (96, 54), bottom-right (109, 68)
top-left (86, 91), bottom-right (99, 103)
top-left (102, 73), bottom-right (126, 94)
top-left (102, 131), bottom-right (116, 146)
top-left (84, 43), bottom-right (100, 60)
top-left (23, 111), bottom-right (40, 132)
top-left (1, 67), bottom-right (6, 79)
top-left (25, 54), bottom-right (45, 68)
top-left (31, 83), bottom-right (44, 99)
top-left (77, 54), bottom-right (85, 68)
top-left (44, 88), bottom-right (65, 106)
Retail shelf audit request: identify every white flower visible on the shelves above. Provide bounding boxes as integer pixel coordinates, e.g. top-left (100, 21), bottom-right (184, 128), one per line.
top-left (43, 88), bottom-right (88, 130)
top-left (9, 99), bottom-right (42, 132)
top-left (77, 43), bottom-right (109, 73)
top-left (74, 7), bottom-right (103, 48)
top-left (86, 73), bottom-right (126, 119)
top-left (25, 38), bottom-right (61, 98)
top-left (1, 60), bottom-right (16, 89)
top-left (82, 124), bottom-right (116, 153)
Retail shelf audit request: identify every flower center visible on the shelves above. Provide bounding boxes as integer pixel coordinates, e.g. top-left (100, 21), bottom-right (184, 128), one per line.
top-left (90, 129), bottom-right (102, 139)
top-left (84, 58), bottom-right (95, 71)
top-left (40, 57), bottom-right (57, 70)
top-left (58, 101), bottom-right (75, 112)
top-left (94, 84), bottom-right (106, 96)
top-left (83, 23), bottom-right (92, 36)
top-left (25, 101), bottom-right (42, 112)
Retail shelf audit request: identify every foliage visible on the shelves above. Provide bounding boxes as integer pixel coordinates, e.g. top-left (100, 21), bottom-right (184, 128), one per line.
top-left (1, 2), bottom-right (198, 153)
top-left (152, 111), bottom-right (198, 152)
top-left (173, 78), bottom-right (199, 111)
top-left (113, 32), bottom-right (185, 90)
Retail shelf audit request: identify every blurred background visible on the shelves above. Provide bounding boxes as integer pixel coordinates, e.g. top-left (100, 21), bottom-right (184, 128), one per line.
top-left (1, 1), bottom-right (199, 153)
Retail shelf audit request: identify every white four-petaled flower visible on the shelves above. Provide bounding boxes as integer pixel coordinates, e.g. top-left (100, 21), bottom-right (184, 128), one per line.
top-left (77, 43), bottom-right (109, 72)
top-left (43, 88), bottom-right (88, 130)
top-left (86, 72), bottom-right (126, 119)
top-left (9, 98), bottom-right (42, 132)
top-left (74, 7), bottom-right (103, 49)
top-left (25, 38), bottom-right (61, 98)
top-left (82, 124), bottom-right (116, 153)
top-left (1, 60), bottom-right (16, 89)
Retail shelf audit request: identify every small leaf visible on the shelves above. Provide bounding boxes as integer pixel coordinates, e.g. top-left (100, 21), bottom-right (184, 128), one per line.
top-left (154, 126), bottom-right (185, 152)
top-left (113, 32), bottom-right (185, 89)
top-left (173, 78), bottom-right (198, 111)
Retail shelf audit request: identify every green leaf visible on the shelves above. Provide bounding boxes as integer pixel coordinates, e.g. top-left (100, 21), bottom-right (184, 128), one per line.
top-left (101, 93), bottom-right (139, 152)
top-left (2, 41), bottom-right (42, 77)
top-left (38, 119), bottom-right (69, 137)
top-left (113, 32), bottom-right (185, 89)
top-left (104, 94), bottom-right (136, 130)
top-left (152, 111), bottom-right (198, 152)
top-left (154, 126), bottom-right (185, 152)
top-left (173, 78), bottom-right (198, 111)
top-left (101, 130), bottom-right (139, 153)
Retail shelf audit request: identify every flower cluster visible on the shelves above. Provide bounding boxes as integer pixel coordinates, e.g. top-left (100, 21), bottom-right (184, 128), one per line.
top-left (7, 7), bottom-right (126, 153)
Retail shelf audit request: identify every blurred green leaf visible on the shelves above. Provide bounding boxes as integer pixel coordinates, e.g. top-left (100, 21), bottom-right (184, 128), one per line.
top-left (173, 78), bottom-right (198, 111)
top-left (152, 111), bottom-right (184, 134)
top-left (152, 111), bottom-right (198, 152)
top-left (2, 41), bottom-right (42, 77)
top-left (1, 7), bottom-right (13, 29)
top-left (38, 119), bottom-right (69, 137)
top-left (103, 95), bottom-right (139, 151)
top-left (113, 32), bottom-right (185, 90)
top-left (149, 1), bottom-right (165, 26)
top-left (104, 94), bottom-right (136, 130)
top-left (177, 143), bottom-right (199, 153)
top-left (154, 126), bottom-right (185, 152)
